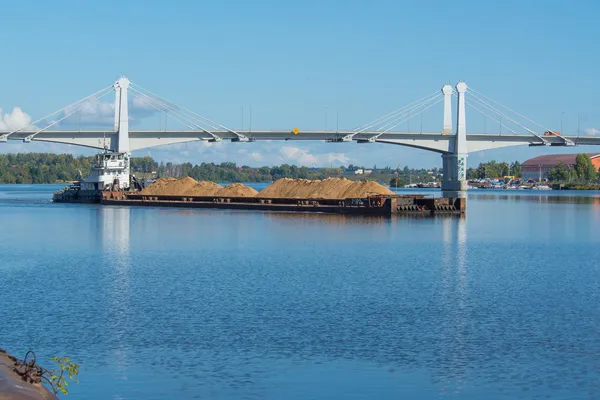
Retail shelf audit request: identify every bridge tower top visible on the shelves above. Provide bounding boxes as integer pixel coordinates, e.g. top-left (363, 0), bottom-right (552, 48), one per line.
top-left (455, 81), bottom-right (468, 155)
top-left (113, 77), bottom-right (130, 153)
top-left (442, 84), bottom-right (453, 135)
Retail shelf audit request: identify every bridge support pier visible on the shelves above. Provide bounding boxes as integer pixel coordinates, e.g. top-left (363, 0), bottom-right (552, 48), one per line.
top-left (441, 82), bottom-right (468, 198)
top-left (441, 153), bottom-right (468, 198)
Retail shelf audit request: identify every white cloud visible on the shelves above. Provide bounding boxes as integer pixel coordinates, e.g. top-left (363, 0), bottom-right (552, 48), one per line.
top-left (0, 107), bottom-right (33, 130)
top-left (131, 96), bottom-right (156, 112)
top-left (250, 152), bottom-right (263, 161)
top-left (279, 146), bottom-right (350, 166)
top-left (280, 146), bottom-right (317, 165)
top-left (585, 128), bottom-right (600, 136)
top-left (58, 96), bottom-right (162, 128)
top-left (63, 99), bottom-right (115, 126)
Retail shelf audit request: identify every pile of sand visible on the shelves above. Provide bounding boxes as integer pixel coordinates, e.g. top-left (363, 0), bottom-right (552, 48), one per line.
top-left (141, 177), bottom-right (220, 196)
top-left (183, 181), bottom-right (224, 196)
top-left (216, 183), bottom-right (259, 197)
top-left (140, 177), bottom-right (257, 197)
top-left (257, 178), bottom-right (393, 199)
top-left (141, 177), bottom-right (187, 195)
top-left (341, 180), bottom-right (394, 198)
top-left (141, 177), bottom-right (392, 199)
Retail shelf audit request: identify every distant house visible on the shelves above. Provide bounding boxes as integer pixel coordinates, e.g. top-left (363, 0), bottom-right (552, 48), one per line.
top-left (521, 154), bottom-right (600, 180)
top-left (354, 169), bottom-right (364, 175)
top-left (363, 169), bottom-right (372, 175)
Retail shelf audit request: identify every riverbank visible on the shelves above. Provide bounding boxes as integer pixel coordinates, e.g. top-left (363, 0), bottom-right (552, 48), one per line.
top-left (551, 183), bottom-right (600, 190)
top-left (0, 349), bottom-right (58, 400)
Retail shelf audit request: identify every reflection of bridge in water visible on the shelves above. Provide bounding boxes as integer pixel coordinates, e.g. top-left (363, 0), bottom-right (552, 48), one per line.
top-left (90, 203), bottom-right (599, 397)
top-left (93, 204), bottom-right (476, 393)
top-left (3, 77), bottom-right (600, 197)
top-left (98, 206), bottom-right (131, 372)
top-left (470, 193), bottom-right (600, 204)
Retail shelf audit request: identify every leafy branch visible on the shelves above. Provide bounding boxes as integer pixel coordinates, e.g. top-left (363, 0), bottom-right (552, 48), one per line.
top-left (47, 356), bottom-right (80, 395)
top-left (9, 349), bottom-right (80, 396)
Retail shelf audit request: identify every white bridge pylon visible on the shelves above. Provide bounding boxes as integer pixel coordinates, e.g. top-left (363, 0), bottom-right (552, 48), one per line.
top-left (2, 76), bottom-right (600, 193)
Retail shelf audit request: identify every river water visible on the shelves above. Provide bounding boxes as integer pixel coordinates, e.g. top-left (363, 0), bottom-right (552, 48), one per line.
top-left (1, 184), bottom-right (599, 399)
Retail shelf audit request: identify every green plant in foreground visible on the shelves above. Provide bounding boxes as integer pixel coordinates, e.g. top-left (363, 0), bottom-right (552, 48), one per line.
top-left (48, 356), bottom-right (80, 395)
top-left (9, 350), bottom-right (80, 396)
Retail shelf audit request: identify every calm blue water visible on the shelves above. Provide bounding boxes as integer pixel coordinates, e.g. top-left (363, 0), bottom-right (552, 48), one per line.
top-left (1, 184), bottom-right (600, 399)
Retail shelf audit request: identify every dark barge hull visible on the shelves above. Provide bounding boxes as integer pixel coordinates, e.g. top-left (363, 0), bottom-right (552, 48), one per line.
top-left (101, 193), bottom-right (465, 216)
top-left (53, 189), bottom-right (102, 203)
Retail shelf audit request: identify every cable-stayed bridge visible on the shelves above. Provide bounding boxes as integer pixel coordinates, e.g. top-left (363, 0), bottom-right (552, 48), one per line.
top-left (2, 77), bottom-right (599, 196)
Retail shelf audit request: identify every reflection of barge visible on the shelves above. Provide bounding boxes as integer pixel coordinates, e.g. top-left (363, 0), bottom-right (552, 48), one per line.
top-left (100, 192), bottom-right (465, 216)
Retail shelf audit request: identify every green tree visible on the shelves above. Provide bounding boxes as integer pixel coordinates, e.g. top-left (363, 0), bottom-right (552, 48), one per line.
top-left (510, 161), bottom-right (522, 177)
top-left (548, 162), bottom-right (572, 182)
top-left (389, 176), bottom-right (406, 187)
top-left (499, 161), bottom-right (510, 177)
top-left (466, 167), bottom-right (477, 179)
top-left (574, 154), bottom-right (597, 181)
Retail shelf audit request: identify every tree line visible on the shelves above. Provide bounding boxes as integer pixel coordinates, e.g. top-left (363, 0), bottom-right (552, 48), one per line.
top-left (0, 153), bottom-right (365, 184)
top-left (144, 158), bottom-right (344, 182)
top-left (546, 154), bottom-right (598, 182)
top-left (465, 155), bottom-right (600, 182)
top-left (0, 153), bottom-right (94, 184)
top-left (466, 161), bottom-right (522, 180)
top-left (4, 153), bottom-right (593, 185)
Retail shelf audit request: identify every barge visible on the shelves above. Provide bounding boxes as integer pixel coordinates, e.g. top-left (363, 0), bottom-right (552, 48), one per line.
top-left (100, 192), bottom-right (465, 216)
top-left (53, 150), bottom-right (465, 216)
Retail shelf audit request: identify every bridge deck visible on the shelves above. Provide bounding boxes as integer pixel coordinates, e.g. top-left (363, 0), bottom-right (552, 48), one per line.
top-left (3, 130), bottom-right (599, 153)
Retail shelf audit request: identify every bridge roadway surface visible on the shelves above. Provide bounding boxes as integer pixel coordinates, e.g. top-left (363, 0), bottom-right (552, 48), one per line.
top-left (3, 130), bottom-right (600, 153)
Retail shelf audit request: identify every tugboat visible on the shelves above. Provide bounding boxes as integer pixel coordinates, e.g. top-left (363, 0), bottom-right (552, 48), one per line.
top-left (53, 151), bottom-right (142, 203)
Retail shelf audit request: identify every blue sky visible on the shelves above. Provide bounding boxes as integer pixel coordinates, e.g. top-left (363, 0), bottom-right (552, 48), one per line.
top-left (1, 0), bottom-right (599, 168)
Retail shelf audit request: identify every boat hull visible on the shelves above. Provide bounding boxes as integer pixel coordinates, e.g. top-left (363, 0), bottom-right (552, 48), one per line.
top-left (52, 189), bottom-right (101, 204)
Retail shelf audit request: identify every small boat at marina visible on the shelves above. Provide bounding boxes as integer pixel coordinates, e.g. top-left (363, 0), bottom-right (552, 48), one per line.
top-left (531, 185), bottom-right (551, 190)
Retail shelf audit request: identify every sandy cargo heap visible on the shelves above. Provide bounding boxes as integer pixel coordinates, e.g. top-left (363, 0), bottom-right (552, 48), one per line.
top-left (140, 177), bottom-right (392, 199)
top-left (257, 177), bottom-right (393, 198)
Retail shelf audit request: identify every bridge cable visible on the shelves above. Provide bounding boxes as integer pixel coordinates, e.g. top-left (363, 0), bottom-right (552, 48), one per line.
top-left (375, 94), bottom-right (443, 132)
top-left (129, 89), bottom-right (222, 141)
top-left (468, 87), bottom-right (555, 134)
top-left (130, 82), bottom-right (249, 141)
top-left (131, 83), bottom-right (246, 140)
top-left (23, 88), bottom-right (114, 142)
top-left (1, 85), bottom-right (114, 139)
top-left (366, 96), bottom-right (444, 142)
top-left (379, 96), bottom-right (444, 134)
top-left (465, 92), bottom-right (559, 144)
top-left (129, 87), bottom-right (221, 131)
top-left (129, 88), bottom-right (224, 141)
top-left (467, 88), bottom-right (573, 145)
top-left (128, 90), bottom-right (199, 130)
top-left (344, 93), bottom-right (442, 141)
top-left (464, 94), bottom-right (523, 135)
top-left (463, 98), bottom-right (520, 135)
top-left (344, 90), bottom-right (440, 140)
top-left (353, 90), bottom-right (440, 132)
top-left (130, 85), bottom-right (245, 141)
top-left (466, 92), bottom-right (538, 135)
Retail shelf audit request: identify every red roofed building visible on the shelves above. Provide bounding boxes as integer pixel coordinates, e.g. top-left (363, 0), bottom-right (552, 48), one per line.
top-left (521, 154), bottom-right (600, 180)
